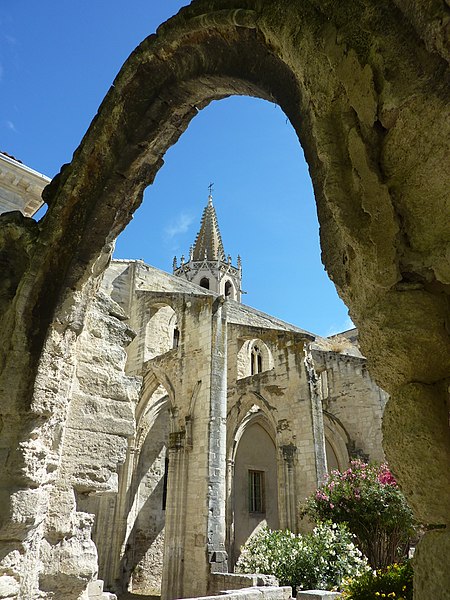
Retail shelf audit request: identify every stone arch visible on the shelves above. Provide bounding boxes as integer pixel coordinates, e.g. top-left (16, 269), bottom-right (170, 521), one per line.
top-left (323, 413), bottom-right (350, 472)
top-left (1, 2), bottom-right (449, 598)
top-left (237, 338), bottom-right (274, 379)
top-left (229, 401), bottom-right (278, 459)
top-left (199, 276), bottom-right (210, 290)
top-left (227, 391), bottom-right (279, 451)
top-left (114, 368), bottom-right (175, 595)
top-left (227, 403), bottom-right (279, 567)
top-left (144, 303), bottom-right (179, 362)
top-left (11, 0), bottom-right (413, 378)
top-left (223, 279), bottom-right (235, 299)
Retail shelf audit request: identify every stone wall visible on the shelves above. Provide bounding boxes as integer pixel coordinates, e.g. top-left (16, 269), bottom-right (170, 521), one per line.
top-left (312, 349), bottom-right (387, 463)
top-left (127, 393), bottom-right (169, 594)
top-left (39, 291), bottom-right (139, 599)
top-left (227, 325), bottom-right (323, 565)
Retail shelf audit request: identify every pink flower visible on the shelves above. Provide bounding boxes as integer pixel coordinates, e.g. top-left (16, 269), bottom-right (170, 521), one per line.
top-left (378, 464), bottom-right (397, 486)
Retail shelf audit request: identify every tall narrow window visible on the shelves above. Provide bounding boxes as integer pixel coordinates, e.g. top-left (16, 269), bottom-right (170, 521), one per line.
top-left (172, 326), bottom-right (180, 348)
top-left (248, 469), bottom-right (265, 513)
top-left (224, 280), bottom-right (234, 298)
top-left (251, 345), bottom-right (262, 375)
top-left (200, 277), bottom-right (210, 289)
top-left (162, 456), bottom-right (169, 511)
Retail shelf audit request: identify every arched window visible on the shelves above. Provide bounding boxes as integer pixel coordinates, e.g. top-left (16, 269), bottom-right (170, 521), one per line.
top-left (145, 305), bottom-right (177, 361)
top-left (224, 280), bottom-right (234, 299)
top-left (251, 345), bottom-right (263, 375)
top-left (200, 277), bottom-right (210, 289)
top-left (237, 339), bottom-right (273, 379)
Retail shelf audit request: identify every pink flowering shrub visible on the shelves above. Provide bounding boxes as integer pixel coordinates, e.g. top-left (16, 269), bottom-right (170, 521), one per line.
top-left (301, 461), bottom-right (415, 569)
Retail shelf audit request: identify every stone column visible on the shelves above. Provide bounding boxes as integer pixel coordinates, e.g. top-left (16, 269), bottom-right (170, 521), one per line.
top-left (304, 349), bottom-right (327, 485)
top-left (207, 298), bottom-right (228, 574)
top-left (161, 432), bottom-right (189, 600)
top-left (161, 296), bottom-right (228, 599)
top-left (281, 443), bottom-right (298, 531)
top-left (226, 457), bottom-right (236, 569)
top-left (383, 382), bottom-right (450, 600)
top-left (107, 442), bottom-right (137, 592)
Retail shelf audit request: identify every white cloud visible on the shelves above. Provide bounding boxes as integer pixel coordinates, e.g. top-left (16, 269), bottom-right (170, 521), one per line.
top-left (164, 213), bottom-right (193, 240)
top-left (5, 120), bottom-right (17, 132)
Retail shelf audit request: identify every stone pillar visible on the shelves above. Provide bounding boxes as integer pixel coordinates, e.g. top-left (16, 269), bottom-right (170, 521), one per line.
top-left (226, 457), bottom-right (236, 569)
top-left (161, 432), bottom-right (189, 600)
top-left (161, 296), bottom-right (228, 599)
top-left (383, 382), bottom-right (450, 600)
top-left (281, 444), bottom-right (298, 531)
top-left (207, 298), bottom-right (228, 574)
top-left (107, 442), bottom-right (137, 592)
top-left (304, 349), bottom-right (327, 485)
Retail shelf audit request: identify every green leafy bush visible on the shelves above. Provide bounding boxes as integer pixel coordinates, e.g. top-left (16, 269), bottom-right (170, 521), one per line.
top-left (235, 521), bottom-right (369, 592)
top-left (301, 461), bottom-right (415, 569)
top-left (341, 561), bottom-right (413, 600)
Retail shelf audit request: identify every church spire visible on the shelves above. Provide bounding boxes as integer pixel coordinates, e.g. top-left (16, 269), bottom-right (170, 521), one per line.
top-left (191, 188), bottom-right (226, 262)
top-left (173, 186), bottom-right (242, 302)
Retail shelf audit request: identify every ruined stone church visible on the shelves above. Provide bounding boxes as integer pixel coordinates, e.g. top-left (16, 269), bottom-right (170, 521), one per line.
top-left (0, 151), bottom-right (386, 599)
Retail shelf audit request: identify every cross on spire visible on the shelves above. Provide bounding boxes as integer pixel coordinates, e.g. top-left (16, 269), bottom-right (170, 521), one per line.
top-left (208, 182), bottom-right (214, 196)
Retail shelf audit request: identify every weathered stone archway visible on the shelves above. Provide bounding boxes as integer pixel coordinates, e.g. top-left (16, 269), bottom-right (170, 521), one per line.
top-left (0, 1), bottom-right (449, 598)
top-left (229, 407), bottom-right (279, 568)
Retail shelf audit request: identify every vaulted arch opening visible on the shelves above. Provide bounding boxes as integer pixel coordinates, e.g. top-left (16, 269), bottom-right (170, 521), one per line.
top-left (229, 406), bottom-right (279, 567)
top-left (144, 304), bottom-right (179, 362)
top-left (114, 371), bottom-right (175, 596)
top-left (237, 338), bottom-right (274, 379)
top-left (199, 277), bottom-right (210, 290)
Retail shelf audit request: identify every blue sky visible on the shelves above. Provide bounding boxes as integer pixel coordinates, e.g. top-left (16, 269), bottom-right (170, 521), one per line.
top-left (0, 1), bottom-right (353, 336)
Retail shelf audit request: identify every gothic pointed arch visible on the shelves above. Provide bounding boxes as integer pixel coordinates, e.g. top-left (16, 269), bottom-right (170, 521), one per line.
top-left (227, 392), bottom-right (278, 462)
top-left (237, 338), bottom-right (274, 379)
top-left (227, 401), bottom-right (279, 566)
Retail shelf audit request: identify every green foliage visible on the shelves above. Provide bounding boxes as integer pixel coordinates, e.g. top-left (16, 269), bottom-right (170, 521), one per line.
top-left (236, 521), bottom-right (369, 592)
top-left (341, 561), bottom-right (413, 600)
top-left (301, 461), bottom-right (415, 569)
